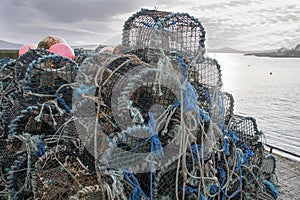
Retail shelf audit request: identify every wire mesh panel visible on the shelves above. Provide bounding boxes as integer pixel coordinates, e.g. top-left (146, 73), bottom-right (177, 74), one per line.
top-left (123, 8), bottom-right (206, 63)
top-left (223, 92), bottom-right (234, 125)
top-left (8, 103), bottom-right (71, 137)
top-left (1, 90), bottom-right (30, 138)
top-left (32, 145), bottom-right (97, 200)
top-left (226, 114), bottom-right (264, 167)
top-left (15, 49), bottom-right (53, 83)
top-left (74, 48), bottom-right (95, 66)
top-left (227, 114), bottom-right (262, 145)
top-left (190, 57), bottom-right (222, 88)
top-left (22, 54), bottom-right (78, 108)
top-left (6, 152), bottom-right (37, 200)
top-left (0, 59), bottom-right (16, 94)
top-left (0, 139), bottom-right (22, 198)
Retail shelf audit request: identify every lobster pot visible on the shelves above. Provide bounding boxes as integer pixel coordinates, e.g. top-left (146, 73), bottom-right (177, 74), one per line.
top-left (227, 114), bottom-right (261, 145)
top-left (32, 145), bottom-right (97, 200)
top-left (1, 90), bottom-right (30, 138)
top-left (15, 48), bottom-right (53, 82)
top-left (227, 114), bottom-right (264, 166)
top-left (8, 103), bottom-right (71, 138)
top-left (0, 59), bottom-right (16, 94)
top-left (22, 55), bottom-right (78, 108)
top-left (74, 48), bottom-right (95, 66)
top-left (0, 138), bottom-right (22, 196)
top-left (190, 57), bottom-right (222, 88)
top-left (223, 92), bottom-right (234, 125)
top-left (122, 8), bottom-right (206, 63)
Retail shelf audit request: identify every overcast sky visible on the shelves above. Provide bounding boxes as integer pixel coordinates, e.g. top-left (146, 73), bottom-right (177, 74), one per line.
top-left (0, 0), bottom-right (299, 50)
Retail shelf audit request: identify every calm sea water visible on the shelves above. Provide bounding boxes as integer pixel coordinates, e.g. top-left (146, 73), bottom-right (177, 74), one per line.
top-left (207, 53), bottom-right (300, 161)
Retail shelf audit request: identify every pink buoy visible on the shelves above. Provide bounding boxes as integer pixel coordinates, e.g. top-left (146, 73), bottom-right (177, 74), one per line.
top-left (100, 46), bottom-right (113, 53)
top-left (18, 44), bottom-right (37, 57)
top-left (49, 43), bottom-right (75, 59)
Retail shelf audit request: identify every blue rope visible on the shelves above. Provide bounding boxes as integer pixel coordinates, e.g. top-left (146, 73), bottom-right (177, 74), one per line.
top-left (173, 100), bottom-right (180, 108)
top-left (148, 112), bottom-right (164, 158)
top-left (189, 144), bottom-right (202, 163)
top-left (228, 131), bottom-right (239, 144)
top-left (39, 140), bottom-right (46, 156)
top-left (205, 91), bottom-right (211, 103)
top-left (263, 180), bottom-right (279, 199)
top-left (55, 93), bottom-right (71, 113)
top-left (124, 170), bottom-right (149, 200)
top-left (223, 136), bottom-right (230, 155)
top-left (217, 166), bottom-right (226, 187)
top-left (220, 150), bottom-right (243, 200)
top-left (210, 184), bottom-right (219, 195)
top-left (148, 112), bottom-right (164, 200)
top-left (185, 186), bottom-right (198, 194)
top-left (177, 57), bottom-right (210, 123)
top-left (177, 57), bottom-right (187, 82)
top-left (242, 143), bottom-right (254, 166)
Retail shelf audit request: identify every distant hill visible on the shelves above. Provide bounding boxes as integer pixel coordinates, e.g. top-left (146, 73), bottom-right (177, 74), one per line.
top-left (0, 40), bottom-right (22, 50)
top-left (207, 47), bottom-right (246, 53)
top-left (71, 44), bottom-right (99, 50)
top-left (245, 44), bottom-right (300, 58)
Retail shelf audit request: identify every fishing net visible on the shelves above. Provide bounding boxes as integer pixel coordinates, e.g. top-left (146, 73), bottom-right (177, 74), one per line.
top-left (22, 54), bottom-right (78, 109)
top-left (0, 90), bottom-right (30, 138)
top-left (123, 8), bottom-right (206, 64)
top-left (8, 103), bottom-right (71, 138)
top-left (31, 145), bottom-right (97, 200)
top-left (6, 152), bottom-right (37, 200)
top-left (15, 48), bottom-right (53, 83)
top-left (74, 48), bottom-right (95, 66)
top-left (0, 59), bottom-right (16, 94)
top-left (0, 138), bottom-right (22, 198)
top-left (0, 8), bottom-right (279, 200)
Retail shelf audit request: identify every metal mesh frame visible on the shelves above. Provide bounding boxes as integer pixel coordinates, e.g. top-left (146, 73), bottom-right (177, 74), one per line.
top-left (32, 145), bottom-right (97, 200)
top-left (8, 104), bottom-right (71, 137)
top-left (0, 138), bottom-right (22, 197)
top-left (190, 57), bottom-right (223, 88)
top-left (223, 92), bottom-right (234, 125)
top-left (227, 114), bottom-right (261, 145)
top-left (22, 55), bottom-right (78, 107)
top-left (0, 59), bottom-right (16, 95)
top-left (1, 90), bottom-right (30, 138)
top-left (15, 49), bottom-right (53, 82)
top-left (6, 152), bottom-right (36, 200)
top-left (123, 8), bottom-right (206, 63)
top-left (227, 114), bottom-right (264, 167)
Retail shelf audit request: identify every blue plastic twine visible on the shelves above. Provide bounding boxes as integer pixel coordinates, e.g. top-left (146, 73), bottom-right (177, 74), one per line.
top-left (148, 112), bottom-right (164, 200)
top-left (177, 57), bottom-right (210, 123)
top-left (242, 143), bottom-right (254, 166)
top-left (55, 93), bottom-right (71, 113)
top-left (124, 170), bottom-right (149, 200)
top-left (39, 140), bottom-right (46, 157)
top-left (223, 136), bottom-right (230, 155)
top-left (263, 180), bottom-right (279, 199)
top-left (228, 131), bottom-right (239, 144)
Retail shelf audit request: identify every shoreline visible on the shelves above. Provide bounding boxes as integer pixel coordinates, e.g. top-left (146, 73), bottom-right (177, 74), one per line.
top-left (275, 154), bottom-right (300, 200)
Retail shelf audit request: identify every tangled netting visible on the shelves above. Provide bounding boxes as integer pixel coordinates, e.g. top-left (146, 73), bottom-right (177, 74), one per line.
top-left (0, 8), bottom-right (279, 200)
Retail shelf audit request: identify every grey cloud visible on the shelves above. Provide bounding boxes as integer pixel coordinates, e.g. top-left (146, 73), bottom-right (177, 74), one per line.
top-left (193, 0), bottom-right (255, 11)
top-left (29, 0), bottom-right (153, 23)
